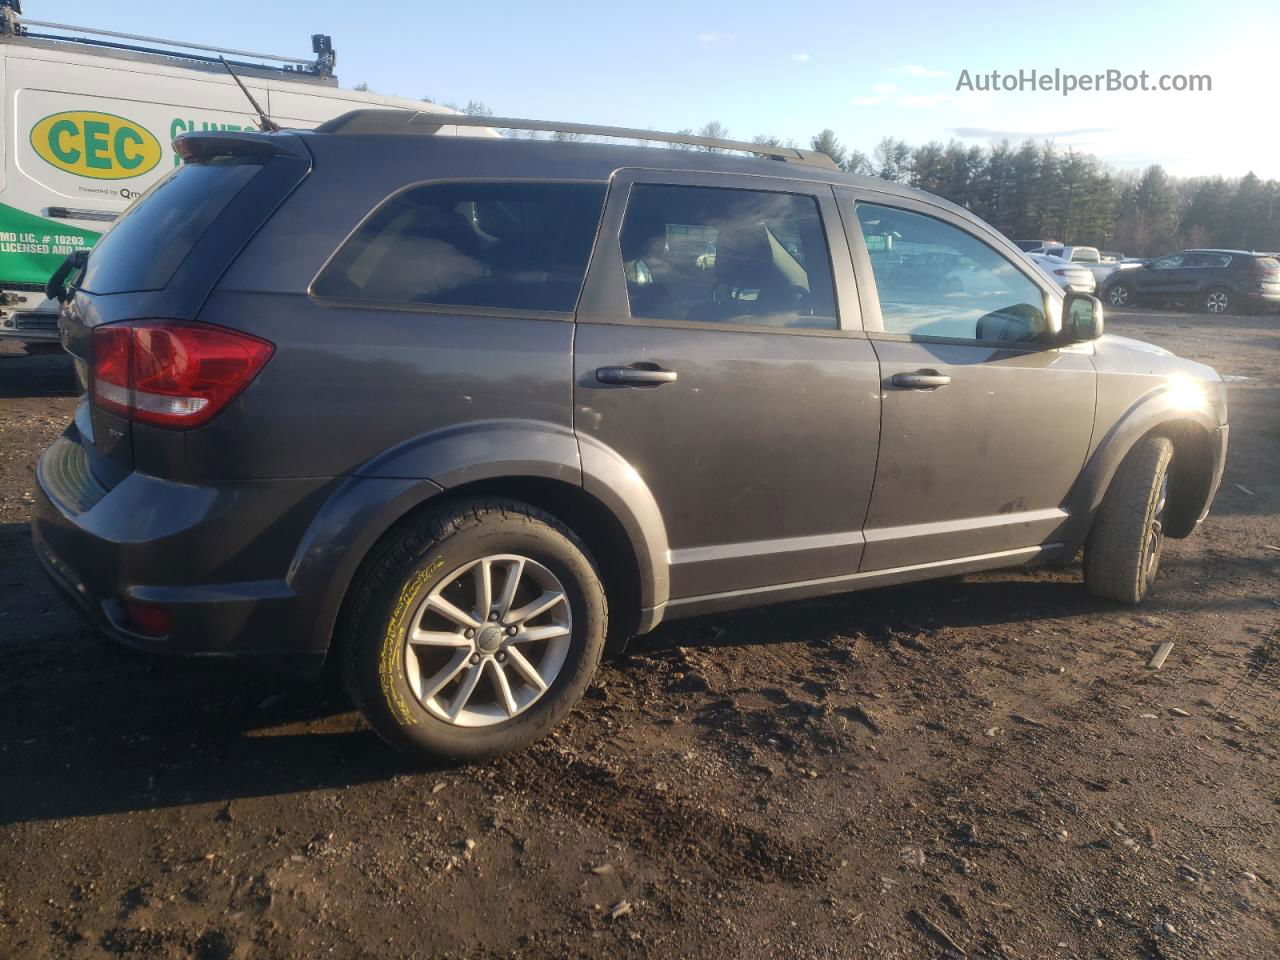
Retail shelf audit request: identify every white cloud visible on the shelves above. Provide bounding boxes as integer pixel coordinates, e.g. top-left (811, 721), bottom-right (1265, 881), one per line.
top-left (790, 52), bottom-right (812, 62)
top-left (696, 32), bottom-right (736, 46)
top-left (872, 82), bottom-right (899, 95)
top-left (889, 64), bottom-right (948, 78)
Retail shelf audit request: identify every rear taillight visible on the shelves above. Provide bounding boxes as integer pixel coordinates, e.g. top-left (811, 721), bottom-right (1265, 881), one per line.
top-left (90, 322), bottom-right (273, 429)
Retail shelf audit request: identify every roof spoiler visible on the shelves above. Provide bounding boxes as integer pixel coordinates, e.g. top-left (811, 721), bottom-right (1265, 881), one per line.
top-left (314, 110), bottom-right (841, 171)
top-left (173, 130), bottom-right (310, 163)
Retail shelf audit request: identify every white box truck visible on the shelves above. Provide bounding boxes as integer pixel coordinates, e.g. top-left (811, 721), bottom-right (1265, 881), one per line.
top-left (0, 2), bottom-right (487, 345)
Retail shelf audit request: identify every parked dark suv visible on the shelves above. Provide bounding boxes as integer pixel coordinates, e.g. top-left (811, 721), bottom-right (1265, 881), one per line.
top-left (1103, 249), bottom-right (1280, 315)
top-left (34, 112), bottom-right (1229, 760)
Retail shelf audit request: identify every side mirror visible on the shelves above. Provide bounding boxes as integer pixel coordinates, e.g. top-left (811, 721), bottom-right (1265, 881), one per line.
top-left (1060, 292), bottom-right (1105, 344)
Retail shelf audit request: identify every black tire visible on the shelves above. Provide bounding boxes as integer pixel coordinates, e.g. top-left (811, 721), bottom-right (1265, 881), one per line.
top-left (1106, 281), bottom-right (1132, 308)
top-left (1083, 436), bottom-right (1174, 604)
top-left (339, 498), bottom-right (607, 761)
top-left (1202, 287), bottom-right (1232, 315)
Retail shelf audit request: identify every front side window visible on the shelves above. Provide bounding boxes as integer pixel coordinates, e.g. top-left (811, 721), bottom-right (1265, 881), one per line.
top-left (1151, 255), bottom-right (1185, 270)
top-left (855, 203), bottom-right (1048, 343)
top-left (619, 184), bottom-right (837, 330)
top-left (314, 182), bottom-right (606, 312)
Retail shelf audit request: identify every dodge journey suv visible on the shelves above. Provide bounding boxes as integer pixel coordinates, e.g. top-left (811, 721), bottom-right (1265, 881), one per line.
top-left (34, 112), bottom-right (1229, 760)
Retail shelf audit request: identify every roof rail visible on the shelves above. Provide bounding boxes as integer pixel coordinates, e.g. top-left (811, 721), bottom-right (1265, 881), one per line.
top-left (0, 8), bottom-right (335, 78)
top-left (315, 110), bottom-right (841, 171)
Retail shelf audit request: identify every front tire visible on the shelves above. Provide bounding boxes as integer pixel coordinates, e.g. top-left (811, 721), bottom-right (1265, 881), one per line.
top-left (1203, 287), bottom-right (1232, 315)
top-left (339, 499), bottom-right (607, 761)
top-left (1106, 281), bottom-right (1132, 308)
top-left (1084, 436), bottom-right (1174, 604)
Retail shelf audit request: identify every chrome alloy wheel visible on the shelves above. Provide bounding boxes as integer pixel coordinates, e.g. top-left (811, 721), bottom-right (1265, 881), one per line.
top-left (1205, 290), bottom-right (1230, 314)
top-left (403, 555), bottom-right (572, 727)
top-left (1144, 471), bottom-right (1169, 579)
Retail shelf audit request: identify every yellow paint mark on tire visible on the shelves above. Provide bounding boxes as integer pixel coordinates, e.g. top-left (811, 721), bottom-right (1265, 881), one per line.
top-left (380, 556), bottom-right (446, 727)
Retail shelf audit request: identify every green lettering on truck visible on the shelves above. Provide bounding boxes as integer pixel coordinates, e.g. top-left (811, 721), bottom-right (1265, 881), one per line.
top-left (48, 119), bottom-right (81, 164)
top-left (83, 120), bottom-right (111, 169)
top-left (114, 126), bottom-right (145, 169)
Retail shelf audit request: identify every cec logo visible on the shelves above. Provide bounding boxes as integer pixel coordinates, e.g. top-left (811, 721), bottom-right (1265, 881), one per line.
top-left (30, 111), bottom-right (162, 180)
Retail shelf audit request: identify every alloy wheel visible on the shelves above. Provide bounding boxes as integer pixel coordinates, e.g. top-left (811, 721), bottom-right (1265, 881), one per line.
top-left (1205, 290), bottom-right (1230, 314)
top-left (402, 555), bottom-right (572, 727)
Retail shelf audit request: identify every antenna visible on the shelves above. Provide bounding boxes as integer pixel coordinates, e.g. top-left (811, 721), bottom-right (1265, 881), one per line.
top-left (219, 56), bottom-right (280, 132)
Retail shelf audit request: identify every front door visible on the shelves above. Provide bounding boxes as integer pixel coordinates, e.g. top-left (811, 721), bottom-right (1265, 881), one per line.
top-left (574, 171), bottom-right (881, 600)
top-left (839, 191), bottom-right (1096, 571)
top-left (1134, 253), bottom-right (1193, 301)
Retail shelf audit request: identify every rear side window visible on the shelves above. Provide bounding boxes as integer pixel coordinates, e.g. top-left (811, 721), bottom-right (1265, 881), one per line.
top-left (618, 184), bottom-right (837, 329)
top-left (314, 182), bottom-right (606, 312)
top-left (80, 157), bottom-right (262, 294)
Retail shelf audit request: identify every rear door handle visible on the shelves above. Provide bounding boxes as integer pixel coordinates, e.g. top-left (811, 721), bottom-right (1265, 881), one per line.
top-left (891, 370), bottom-right (951, 389)
top-left (595, 364), bottom-right (678, 386)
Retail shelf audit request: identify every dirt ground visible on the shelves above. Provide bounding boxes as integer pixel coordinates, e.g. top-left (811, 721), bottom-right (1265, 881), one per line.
top-left (1, 309), bottom-right (1276, 960)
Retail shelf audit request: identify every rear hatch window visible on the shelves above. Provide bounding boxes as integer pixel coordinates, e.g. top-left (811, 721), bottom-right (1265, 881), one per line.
top-left (79, 157), bottom-right (262, 294)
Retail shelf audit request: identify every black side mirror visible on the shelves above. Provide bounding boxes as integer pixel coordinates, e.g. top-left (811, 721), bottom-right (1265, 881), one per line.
top-left (1060, 292), bottom-right (1105, 344)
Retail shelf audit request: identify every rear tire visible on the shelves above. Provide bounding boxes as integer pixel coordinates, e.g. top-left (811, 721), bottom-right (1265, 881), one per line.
top-left (339, 498), bottom-right (607, 761)
top-left (1084, 436), bottom-right (1174, 604)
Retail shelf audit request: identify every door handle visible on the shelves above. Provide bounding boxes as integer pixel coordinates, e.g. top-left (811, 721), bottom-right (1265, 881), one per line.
top-left (595, 364), bottom-right (678, 386)
top-left (891, 370), bottom-right (951, 389)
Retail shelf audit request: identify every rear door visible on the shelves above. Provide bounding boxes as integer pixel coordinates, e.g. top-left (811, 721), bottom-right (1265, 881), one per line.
top-left (574, 170), bottom-right (881, 600)
top-left (838, 189), bottom-right (1095, 570)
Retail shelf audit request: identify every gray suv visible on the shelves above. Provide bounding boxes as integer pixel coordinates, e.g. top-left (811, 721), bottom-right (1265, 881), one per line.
top-left (33, 112), bottom-right (1229, 761)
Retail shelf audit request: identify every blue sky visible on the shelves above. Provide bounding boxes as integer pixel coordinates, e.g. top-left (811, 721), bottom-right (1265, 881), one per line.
top-left (36, 0), bottom-right (1280, 177)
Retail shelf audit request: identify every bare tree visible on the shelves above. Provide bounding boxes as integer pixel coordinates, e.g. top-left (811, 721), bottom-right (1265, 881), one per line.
top-left (697, 121), bottom-right (730, 152)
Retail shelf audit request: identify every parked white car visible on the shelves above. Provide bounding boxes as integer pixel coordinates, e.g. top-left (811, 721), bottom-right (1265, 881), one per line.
top-left (1037, 245), bottom-right (1117, 289)
top-left (1026, 253), bottom-right (1097, 294)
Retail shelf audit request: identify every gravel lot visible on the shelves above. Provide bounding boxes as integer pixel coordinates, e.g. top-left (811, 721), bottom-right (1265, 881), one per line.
top-left (1, 309), bottom-right (1277, 960)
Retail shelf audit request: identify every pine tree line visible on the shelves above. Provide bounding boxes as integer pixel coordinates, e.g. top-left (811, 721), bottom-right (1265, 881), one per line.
top-left (744, 124), bottom-right (1280, 257)
top-left (797, 130), bottom-right (1280, 257)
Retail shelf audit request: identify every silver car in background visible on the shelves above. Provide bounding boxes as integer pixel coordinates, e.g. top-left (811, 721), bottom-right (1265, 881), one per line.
top-left (1027, 252), bottom-right (1097, 294)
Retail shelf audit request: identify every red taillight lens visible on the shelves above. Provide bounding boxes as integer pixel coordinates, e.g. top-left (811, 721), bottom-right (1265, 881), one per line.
top-left (90, 324), bottom-right (133, 418)
top-left (90, 322), bottom-right (273, 429)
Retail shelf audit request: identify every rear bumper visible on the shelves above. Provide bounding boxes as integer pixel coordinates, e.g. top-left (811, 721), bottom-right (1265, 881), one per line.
top-left (31, 428), bottom-right (335, 665)
top-left (1241, 290), bottom-right (1280, 312)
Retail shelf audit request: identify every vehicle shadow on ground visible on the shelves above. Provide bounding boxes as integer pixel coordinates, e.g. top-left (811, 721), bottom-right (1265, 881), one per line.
top-left (0, 557), bottom-right (1109, 826)
top-left (0, 540), bottom-right (1255, 827)
top-left (0, 638), bottom-right (416, 825)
